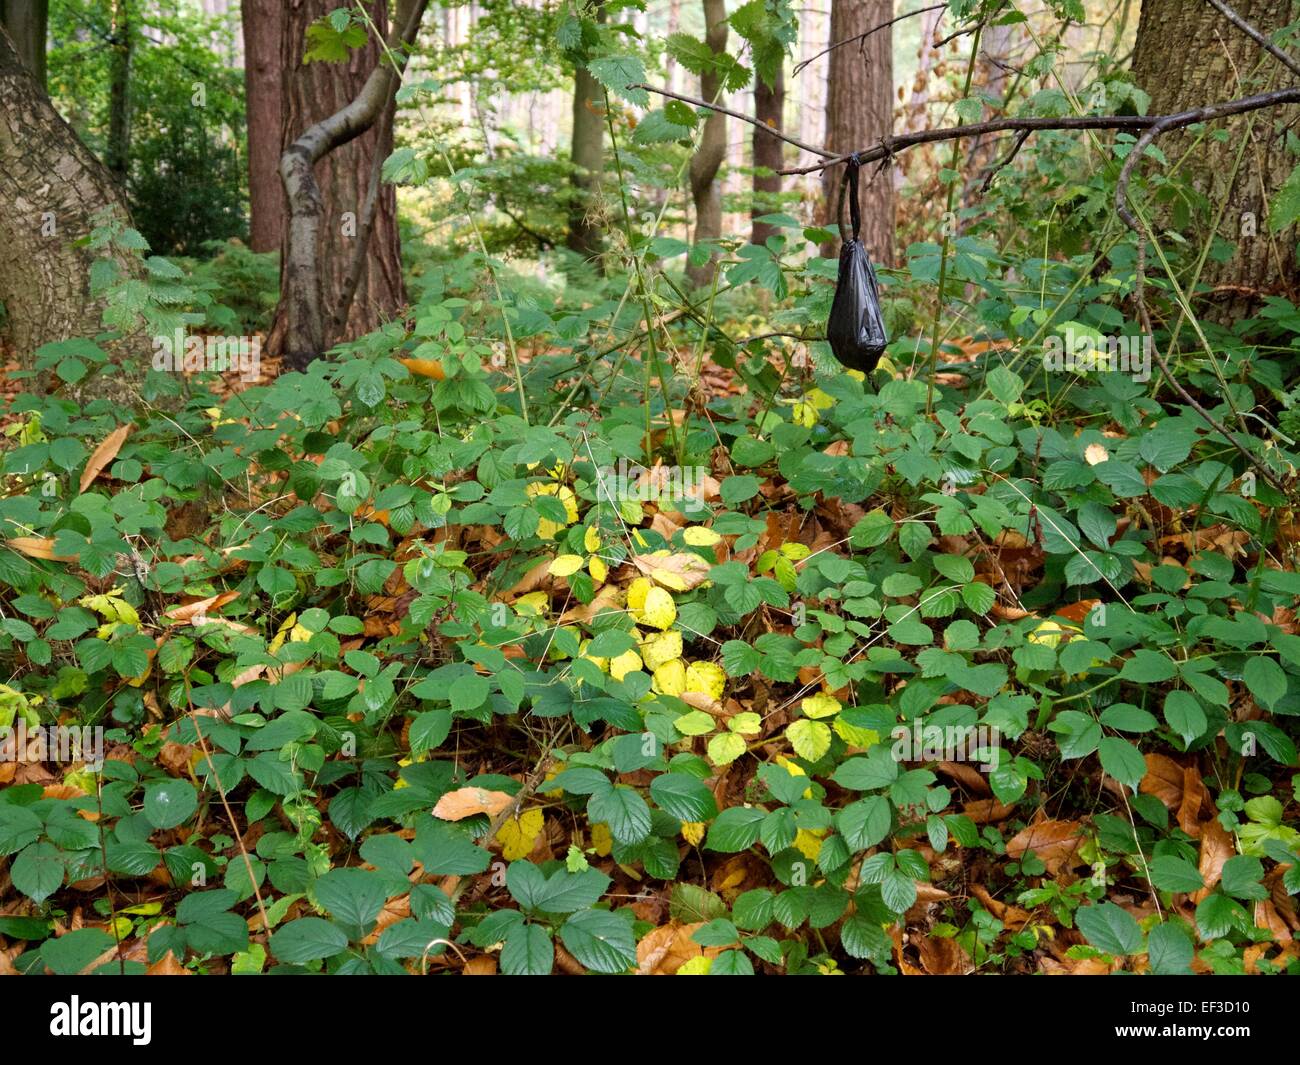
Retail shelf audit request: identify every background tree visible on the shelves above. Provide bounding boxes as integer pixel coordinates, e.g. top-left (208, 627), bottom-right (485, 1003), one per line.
top-left (1132, 0), bottom-right (1300, 319)
top-left (750, 61), bottom-right (784, 248)
top-left (242, 0), bottom-right (285, 253)
top-left (819, 0), bottom-right (895, 267)
top-left (274, 0), bottom-right (426, 371)
top-left (272, 0), bottom-right (414, 369)
top-left (106, 0), bottom-right (132, 184)
top-left (0, 0), bottom-right (47, 88)
top-left (685, 0), bottom-right (728, 289)
top-left (565, 2), bottom-right (606, 267)
top-left (0, 25), bottom-right (130, 364)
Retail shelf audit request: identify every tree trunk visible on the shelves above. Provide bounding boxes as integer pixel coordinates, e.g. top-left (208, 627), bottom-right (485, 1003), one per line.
top-left (242, 0), bottom-right (284, 253)
top-left (106, 0), bottom-right (132, 185)
top-left (751, 62), bottom-right (784, 247)
top-left (0, 25), bottom-right (132, 367)
top-left (1132, 0), bottom-right (1300, 319)
top-left (565, 4), bottom-right (606, 267)
top-left (820, 0), bottom-right (895, 267)
top-left (0, 0), bottom-right (46, 89)
top-left (272, 0), bottom-right (410, 371)
top-left (685, 0), bottom-right (728, 289)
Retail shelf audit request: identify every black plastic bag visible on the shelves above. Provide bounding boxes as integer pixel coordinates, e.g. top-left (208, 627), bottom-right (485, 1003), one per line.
top-left (826, 155), bottom-right (888, 374)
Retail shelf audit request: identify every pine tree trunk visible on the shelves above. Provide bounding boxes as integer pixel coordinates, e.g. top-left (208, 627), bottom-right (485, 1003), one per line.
top-left (242, 0), bottom-right (285, 253)
top-left (565, 4), bottom-right (606, 267)
top-left (0, 25), bottom-right (132, 369)
top-left (820, 0), bottom-right (895, 267)
top-left (271, 0), bottom-right (406, 370)
top-left (685, 0), bottom-right (728, 289)
top-left (1132, 0), bottom-right (1300, 320)
top-left (751, 62), bottom-right (784, 248)
top-left (0, 0), bottom-right (46, 88)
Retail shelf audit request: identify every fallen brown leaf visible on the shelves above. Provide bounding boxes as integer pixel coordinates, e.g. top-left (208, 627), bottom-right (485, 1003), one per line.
top-left (433, 787), bottom-right (515, 821)
top-left (79, 422), bottom-right (132, 493)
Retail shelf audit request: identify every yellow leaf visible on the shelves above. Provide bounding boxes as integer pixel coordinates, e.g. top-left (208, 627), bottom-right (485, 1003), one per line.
top-left (801, 693), bottom-right (841, 719)
top-left (588, 555), bottom-right (608, 585)
top-left (583, 526), bottom-right (600, 554)
top-left (786, 719), bottom-right (831, 761)
top-left (626, 577), bottom-right (652, 613)
top-left (549, 554), bottom-right (586, 577)
top-left (793, 828), bottom-right (825, 861)
top-left (729, 711), bottom-right (761, 736)
top-left (640, 632), bottom-right (683, 671)
top-left (674, 709), bottom-right (715, 736)
top-left (640, 586), bottom-right (677, 631)
top-left (833, 718), bottom-right (879, 749)
top-left (590, 821), bottom-right (614, 857)
top-left (498, 807), bottom-right (545, 861)
top-left (652, 658), bottom-right (687, 697)
top-left (514, 591), bottom-right (549, 616)
top-left (676, 955), bottom-right (712, 975)
top-left (399, 357), bottom-right (447, 380)
top-left (707, 731), bottom-right (746, 766)
top-left (681, 821), bottom-right (706, 846)
top-left (609, 648), bottom-right (644, 681)
top-left (682, 527), bottom-right (721, 547)
top-left (684, 661), bottom-right (726, 700)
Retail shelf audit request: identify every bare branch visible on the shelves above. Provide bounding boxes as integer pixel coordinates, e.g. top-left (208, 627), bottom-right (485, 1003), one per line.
top-left (781, 87), bottom-right (1300, 175)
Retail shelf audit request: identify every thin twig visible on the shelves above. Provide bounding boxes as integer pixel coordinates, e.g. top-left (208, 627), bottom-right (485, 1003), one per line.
top-left (1204, 0), bottom-right (1300, 78)
top-left (632, 82), bottom-right (833, 158)
top-left (791, 4), bottom-right (947, 77)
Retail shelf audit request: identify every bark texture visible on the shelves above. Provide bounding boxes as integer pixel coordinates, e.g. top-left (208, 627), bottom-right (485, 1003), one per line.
top-left (0, 25), bottom-right (131, 366)
top-left (106, 0), bottom-right (132, 185)
top-left (272, 0), bottom-right (415, 371)
top-left (820, 0), bottom-right (895, 267)
top-left (685, 0), bottom-right (728, 289)
top-left (751, 62), bottom-right (785, 248)
top-left (1132, 0), bottom-right (1300, 319)
top-left (242, 0), bottom-right (285, 253)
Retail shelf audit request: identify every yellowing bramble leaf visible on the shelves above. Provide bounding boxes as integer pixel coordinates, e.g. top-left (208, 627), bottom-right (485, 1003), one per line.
top-left (674, 710), bottom-right (715, 736)
top-left (640, 586), bottom-right (676, 631)
top-left (707, 731), bottom-right (747, 766)
top-left (610, 648), bottom-right (644, 681)
top-left (681, 821), bottom-right (706, 846)
top-left (682, 527), bottom-right (721, 547)
top-left (791, 401), bottom-right (818, 428)
top-left (583, 526), bottom-right (601, 553)
top-left (833, 718), bottom-right (880, 749)
top-left (627, 577), bottom-right (652, 613)
top-left (793, 828), bottom-right (825, 861)
top-left (786, 719), bottom-right (831, 761)
top-left (641, 632), bottom-right (683, 671)
top-left (652, 658), bottom-right (686, 696)
top-left (549, 554), bottom-right (585, 577)
top-left (728, 711), bottom-right (761, 736)
top-left (801, 693), bottom-right (841, 719)
top-left (677, 955), bottom-right (712, 975)
top-left (514, 591), bottom-right (549, 616)
top-left (498, 807), bottom-right (545, 861)
top-left (684, 661), bottom-right (726, 700)
top-left (588, 555), bottom-right (608, 585)
top-left (590, 822), bottom-right (614, 857)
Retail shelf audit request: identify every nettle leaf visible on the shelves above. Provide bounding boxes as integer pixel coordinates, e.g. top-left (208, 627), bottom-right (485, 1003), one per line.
top-left (585, 56), bottom-right (649, 106)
